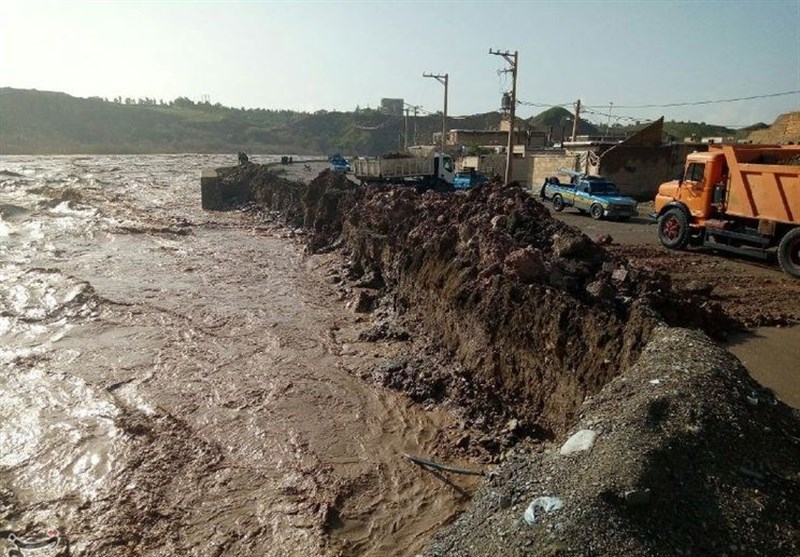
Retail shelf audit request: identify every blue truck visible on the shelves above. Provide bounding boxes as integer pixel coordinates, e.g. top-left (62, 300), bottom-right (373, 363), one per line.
top-left (329, 154), bottom-right (351, 173)
top-left (541, 170), bottom-right (638, 220)
top-left (453, 169), bottom-right (488, 190)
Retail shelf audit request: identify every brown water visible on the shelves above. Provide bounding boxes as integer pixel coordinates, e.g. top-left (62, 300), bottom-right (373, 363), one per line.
top-left (726, 326), bottom-right (800, 409)
top-left (0, 155), bottom-right (479, 556)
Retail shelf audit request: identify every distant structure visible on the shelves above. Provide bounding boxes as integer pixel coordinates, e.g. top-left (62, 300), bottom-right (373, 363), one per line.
top-left (380, 98), bottom-right (404, 117)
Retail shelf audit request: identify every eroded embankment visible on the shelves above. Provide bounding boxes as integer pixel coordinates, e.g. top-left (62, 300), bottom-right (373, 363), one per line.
top-left (219, 166), bottom-right (731, 439)
top-left (219, 165), bottom-right (800, 555)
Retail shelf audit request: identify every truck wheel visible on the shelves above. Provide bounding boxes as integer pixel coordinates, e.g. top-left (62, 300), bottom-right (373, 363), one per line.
top-left (552, 194), bottom-right (565, 212)
top-left (778, 227), bottom-right (800, 278)
top-left (658, 208), bottom-right (689, 249)
top-left (590, 204), bottom-right (604, 220)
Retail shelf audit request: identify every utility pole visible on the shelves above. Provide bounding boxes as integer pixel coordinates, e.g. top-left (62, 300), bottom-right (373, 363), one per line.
top-left (404, 104), bottom-right (422, 147)
top-left (403, 106), bottom-right (409, 150)
top-left (571, 99), bottom-right (581, 142)
top-left (413, 106), bottom-right (419, 146)
top-left (605, 101), bottom-right (613, 137)
top-left (423, 73), bottom-right (448, 150)
top-left (489, 48), bottom-right (518, 184)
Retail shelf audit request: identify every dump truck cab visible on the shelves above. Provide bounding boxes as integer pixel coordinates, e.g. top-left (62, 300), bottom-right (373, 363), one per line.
top-left (655, 151), bottom-right (725, 223)
top-left (654, 145), bottom-right (800, 277)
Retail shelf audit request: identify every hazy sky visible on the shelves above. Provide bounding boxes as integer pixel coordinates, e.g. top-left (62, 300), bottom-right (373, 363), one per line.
top-left (1, 0), bottom-right (798, 127)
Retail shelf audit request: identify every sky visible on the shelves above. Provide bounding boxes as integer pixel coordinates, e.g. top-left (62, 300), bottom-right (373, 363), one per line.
top-left (1, 0), bottom-right (798, 128)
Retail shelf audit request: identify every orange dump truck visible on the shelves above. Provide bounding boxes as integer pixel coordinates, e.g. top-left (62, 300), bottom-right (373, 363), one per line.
top-left (653, 144), bottom-right (800, 278)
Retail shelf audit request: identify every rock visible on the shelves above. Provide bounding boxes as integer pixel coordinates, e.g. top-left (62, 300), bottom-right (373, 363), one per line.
top-left (458, 222), bottom-right (475, 243)
top-left (611, 268), bottom-right (629, 282)
top-left (354, 271), bottom-right (384, 289)
top-left (353, 290), bottom-right (377, 313)
top-left (498, 494), bottom-right (512, 509)
top-left (585, 279), bottom-right (614, 300)
top-left (553, 233), bottom-right (591, 258)
top-left (595, 234), bottom-right (614, 245)
top-left (560, 429), bottom-right (598, 455)
top-left (684, 280), bottom-right (714, 297)
top-left (504, 247), bottom-right (546, 283)
top-left (624, 488), bottom-right (651, 507)
top-left (505, 418), bottom-right (520, 433)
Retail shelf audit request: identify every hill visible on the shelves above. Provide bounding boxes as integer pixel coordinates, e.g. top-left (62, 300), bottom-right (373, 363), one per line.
top-left (527, 106), bottom-right (600, 136)
top-left (0, 88), bottom-right (770, 154)
top-left (747, 111), bottom-right (800, 144)
top-left (0, 88), bottom-right (506, 155)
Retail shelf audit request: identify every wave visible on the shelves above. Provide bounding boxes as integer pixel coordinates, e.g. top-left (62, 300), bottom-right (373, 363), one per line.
top-left (0, 203), bottom-right (31, 220)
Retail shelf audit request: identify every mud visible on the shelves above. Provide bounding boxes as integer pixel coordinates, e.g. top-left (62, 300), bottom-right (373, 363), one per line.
top-left (0, 156), bottom-right (481, 557)
top-left (223, 166), bottom-right (738, 441)
top-left (223, 164), bottom-right (800, 555)
top-left (427, 328), bottom-right (800, 556)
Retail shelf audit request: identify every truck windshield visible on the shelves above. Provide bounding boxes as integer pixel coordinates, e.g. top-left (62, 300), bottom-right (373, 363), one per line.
top-left (443, 157), bottom-right (454, 172)
top-left (589, 182), bottom-right (617, 194)
top-left (685, 163), bottom-right (705, 182)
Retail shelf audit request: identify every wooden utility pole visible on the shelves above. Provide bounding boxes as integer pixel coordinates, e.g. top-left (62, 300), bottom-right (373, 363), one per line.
top-left (489, 49), bottom-right (518, 184)
top-left (413, 106), bottom-right (419, 146)
top-left (403, 107), bottom-right (409, 150)
top-left (423, 73), bottom-right (449, 150)
top-left (571, 99), bottom-right (581, 142)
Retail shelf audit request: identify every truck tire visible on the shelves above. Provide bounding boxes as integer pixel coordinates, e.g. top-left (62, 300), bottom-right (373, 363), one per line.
top-left (778, 227), bottom-right (800, 278)
top-left (658, 208), bottom-right (690, 249)
top-left (590, 203), bottom-right (604, 220)
top-left (552, 194), bottom-right (565, 212)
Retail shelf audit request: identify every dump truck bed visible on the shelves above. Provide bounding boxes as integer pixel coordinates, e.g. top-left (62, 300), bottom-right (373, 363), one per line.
top-left (352, 157), bottom-right (434, 180)
top-left (720, 145), bottom-right (800, 225)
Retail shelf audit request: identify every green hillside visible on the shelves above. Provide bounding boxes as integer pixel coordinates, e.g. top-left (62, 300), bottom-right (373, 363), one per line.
top-left (527, 106), bottom-right (600, 136)
top-left (0, 88), bottom-right (762, 154)
top-left (0, 88), bottom-right (504, 155)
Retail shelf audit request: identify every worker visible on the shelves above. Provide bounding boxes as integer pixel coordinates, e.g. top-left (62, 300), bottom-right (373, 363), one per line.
top-left (238, 152), bottom-right (249, 166)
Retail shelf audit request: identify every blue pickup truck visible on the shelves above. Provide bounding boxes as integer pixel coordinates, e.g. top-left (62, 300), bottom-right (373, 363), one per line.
top-left (453, 169), bottom-right (488, 190)
top-left (541, 174), bottom-right (638, 220)
top-left (329, 154), bottom-right (351, 173)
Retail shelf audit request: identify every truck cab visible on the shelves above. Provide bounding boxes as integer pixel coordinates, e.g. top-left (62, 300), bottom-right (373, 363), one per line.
top-left (433, 153), bottom-right (456, 185)
top-left (654, 151), bottom-right (725, 223)
top-left (653, 145), bottom-right (800, 277)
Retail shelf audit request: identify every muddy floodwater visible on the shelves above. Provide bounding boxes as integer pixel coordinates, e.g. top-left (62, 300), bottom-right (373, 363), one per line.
top-left (0, 155), bottom-right (479, 556)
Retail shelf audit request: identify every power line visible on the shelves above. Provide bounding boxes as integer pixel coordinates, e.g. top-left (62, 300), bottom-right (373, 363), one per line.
top-left (516, 90), bottom-right (799, 112)
top-left (584, 90), bottom-right (800, 109)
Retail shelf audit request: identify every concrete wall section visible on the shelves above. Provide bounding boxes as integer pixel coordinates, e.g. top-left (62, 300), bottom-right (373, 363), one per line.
top-left (529, 153), bottom-right (580, 189)
top-left (598, 144), bottom-right (699, 200)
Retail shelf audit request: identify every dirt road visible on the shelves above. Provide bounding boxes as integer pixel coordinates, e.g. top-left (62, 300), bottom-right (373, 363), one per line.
top-left (545, 201), bottom-right (800, 408)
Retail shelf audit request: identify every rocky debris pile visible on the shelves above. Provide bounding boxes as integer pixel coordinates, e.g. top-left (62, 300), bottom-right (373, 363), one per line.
top-left (425, 328), bottom-right (800, 556)
top-left (228, 166), bottom-right (800, 555)
top-left (234, 166), bottom-right (737, 440)
top-left (335, 183), bottom-right (739, 438)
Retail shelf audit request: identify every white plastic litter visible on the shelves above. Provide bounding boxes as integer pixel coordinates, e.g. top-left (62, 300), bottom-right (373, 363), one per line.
top-left (523, 496), bottom-right (564, 525)
top-left (559, 429), bottom-right (597, 455)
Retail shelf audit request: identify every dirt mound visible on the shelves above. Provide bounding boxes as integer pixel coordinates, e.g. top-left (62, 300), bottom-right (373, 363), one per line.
top-left (234, 166), bottom-right (736, 439)
top-left (426, 328), bottom-right (800, 556)
top-left (747, 111), bottom-right (800, 145)
top-left (227, 165), bottom-right (800, 554)
top-left (609, 243), bottom-right (800, 327)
